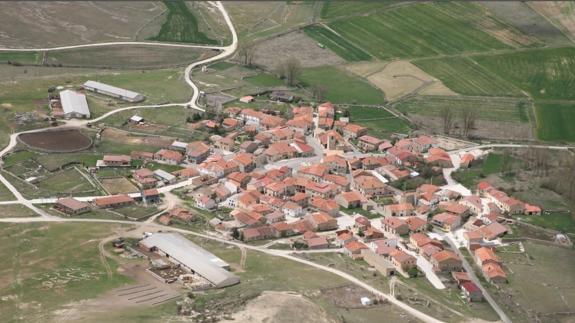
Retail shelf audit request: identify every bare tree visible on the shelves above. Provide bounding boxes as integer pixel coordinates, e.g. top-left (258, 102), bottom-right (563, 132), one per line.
top-left (237, 43), bottom-right (255, 67)
top-left (278, 58), bottom-right (301, 87)
top-left (440, 106), bottom-right (454, 134)
top-left (311, 84), bottom-right (327, 102)
top-left (460, 109), bottom-right (478, 138)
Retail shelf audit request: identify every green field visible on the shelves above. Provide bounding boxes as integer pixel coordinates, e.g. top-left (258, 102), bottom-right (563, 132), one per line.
top-left (0, 223), bottom-right (131, 322)
top-left (303, 25), bottom-right (371, 61)
top-left (149, 1), bottom-right (218, 45)
top-left (414, 57), bottom-right (522, 96)
top-left (320, 1), bottom-right (393, 19)
top-left (395, 96), bottom-right (530, 123)
top-left (298, 66), bottom-right (385, 104)
top-left (0, 51), bottom-right (40, 64)
top-left (0, 181), bottom-right (15, 201)
top-left (518, 213), bottom-right (575, 234)
top-left (348, 106), bottom-right (412, 138)
top-left (326, 3), bottom-right (509, 60)
top-left (244, 73), bottom-right (284, 87)
top-left (0, 204), bottom-right (37, 218)
top-left (534, 102), bottom-right (575, 142)
top-left (474, 47), bottom-right (575, 101)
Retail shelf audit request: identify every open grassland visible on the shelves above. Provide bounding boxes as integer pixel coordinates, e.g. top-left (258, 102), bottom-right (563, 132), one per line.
top-left (348, 106), bottom-right (412, 138)
top-left (298, 66), bottom-right (385, 104)
top-left (0, 205), bottom-right (37, 218)
top-left (320, 1), bottom-right (394, 19)
top-left (44, 45), bottom-right (212, 69)
top-left (0, 181), bottom-right (15, 201)
top-left (226, 1), bottom-right (316, 43)
top-left (473, 47), bottom-right (575, 101)
top-left (534, 101), bottom-right (575, 142)
top-left (396, 96), bottom-right (530, 123)
top-left (0, 52), bottom-right (40, 64)
top-left (414, 57), bottom-right (522, 97)
top-left (148, 1), bottom-right (218, 45)
top-left (490, 241), bottom-right (575, 322)
top-left (0, 222), bottom-right (132, 323)
top-left (303, 25), bottom-right (371, 61)
top-left (0, 2), bottom-right (163, 48)
top-left (326, 3), bottom-right (509, 60)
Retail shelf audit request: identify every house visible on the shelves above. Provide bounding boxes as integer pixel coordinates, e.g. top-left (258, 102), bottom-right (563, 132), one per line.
top-left (524, 203), bottom-right (542, 215)
top-left (431, 213), bottom-right (461, 231)
top-left (305, 212), bottom-right (338, 231)
top-left (222, 118), bottom-right (240, 130)
top-left (438, 202), bottom-right (470, 218)
top-left (170, 140), bottom-right (188, 152)
top-left (409, 232), bottom-right (436, 251)
top-left (383, 203), bottom-right (415, 217)
top-left (364, 227), bottom-right (384, 241)
top-left (431, 250), bottom-right (462, 272)
top-left (172, 167), bottom-right (199, 180)
top-left (196, 195), bottom-right (216, 210)
top-left (142, 189), bottom-right (160, 203)
top-left (54, 197), bottom-right (90, 215)
top-left (281, 201), bottom-right (304, 218)
top-left (305, 181), bottom-right (339, 199)
top-left (153, 169), bottom-right (177, 184)
top-left (478, 222), bottom-right (508, 241)
top-left (452, 271), bottom-right (471, 286)
top-left (354, 216), bottom-right (371, 231)
top-left (460, 196), bottom-right (483, 215)
top-left (232, 152), bottom-right (256, 172)
top-left (187, 141), bottom-right (211, 163)
top-left (482, 263), bottom-right (507, 284)
top-left (461, 282), bottom-right (482, 302)
top-left (342, 123), bottom-right (368, 139)
top-left (382, 217), bottom-right (409, 236)
top-left (357, 135), bottom-right (383, 152)
top-left (369, 239), bottom-right (397, 257)
top-left (426, 148), bottom-right (453, 168)
top-left (168, 207), bottom-right (195, 222)
top-left (94, 194), bottom-right (134, 208)
top-left (83, 80), bottom-right (144, 102)
top-left (352, 175), bottom-right (387, 197)
top-left (309, 197), bottom-right (339, 217)
top-left (390, 250), bottom-right (417, 271)
top-left (405, 217), bottom-right (427, 233)
top-left (335, 191), bottom-right (368, 209)
top-left (460, 154), bottom-right (475, 168)
top-left (242, 225), bottom-right (276, 242)
top-left (101, 155), bottom-right (131, 167)
top-left (307, 236), bottom-right (329, 249)
top-left (344, 241), bottom-right (368, 259)
top-left (131, 151), bottom-right (154, 161)
top-left (474, 247), bottom-right (500, 266)
top-left (361, 249), bottom-right (396, 276)
top-left (336, 230), bottom-right (356, 246)
top-left (239, 141), bottom-right (259, 153)
top-left (272, 221), bottom-right (295, 238)
top-left (154, 149), bottom-right (184, 165)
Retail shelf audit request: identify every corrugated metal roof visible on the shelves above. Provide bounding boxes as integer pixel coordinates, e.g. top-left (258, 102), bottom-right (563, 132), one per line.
top-left (84, 80), bottom-right (143, 101)
top-left (59, 90), bottom-right (90, 117)
top-left (140, 233), bottom-right (239, 288)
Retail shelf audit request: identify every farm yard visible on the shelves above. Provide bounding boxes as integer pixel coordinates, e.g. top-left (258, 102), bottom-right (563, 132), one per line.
top-left (19, 129), bottom-right (92, 153)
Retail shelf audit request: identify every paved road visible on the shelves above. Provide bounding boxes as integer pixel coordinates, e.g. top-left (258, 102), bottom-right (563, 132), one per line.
top-left (442, 234), bottom-right (512, 323)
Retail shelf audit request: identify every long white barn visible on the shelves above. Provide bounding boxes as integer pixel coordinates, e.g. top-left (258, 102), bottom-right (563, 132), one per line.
top-left (83, 80), bottom-right (144, 102)
top-left (59, 90), bottom-right (90, 119)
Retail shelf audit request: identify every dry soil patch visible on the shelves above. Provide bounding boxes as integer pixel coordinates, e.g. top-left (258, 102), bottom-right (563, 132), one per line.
top-left (19, 129), bottom-right (92, 152)
top-left (529, 2), bottom-right (575, 42)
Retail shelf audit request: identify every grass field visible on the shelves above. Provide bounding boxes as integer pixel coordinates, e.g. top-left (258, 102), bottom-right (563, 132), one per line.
top-left (490, 241), bottom-right (575, 322)
top-left (474, 47), bottom-right (575, 101)
top-left (396, 95), bottom-right (530, 123)
top-left (0, 222), bottom-right (131, 322)
top-left (0, 51), bottom-right (40, 64)
top-left (534, 101), bottom-right (575, 142)
top-left (298, 66), bottom-right (385, 104)
top-left (44, 45), bottom-right (210, 69)
top-left (452, 152), bottom-right (521, 188)
top-left (414, 57), bottom-right (522, 97)
top-left (320, 1), bottom-right (393, 19)
top-left (0, 181), bottom-right (15, 201)
top-left (149, 1), bottom-right (218, 45)
top-left (303, 25), bottom-right (371, 61)
top-left (326, 3), bottom-right (509, 60)
top-left (100, 177), bottom-right (138, 195)
top-left (114, 205), bottom-right (159, 220)
top-left (244, 73), bottom-right (284, 87)
top-left (348, 106), bottom-right (412, 138)
top-left (0, 204), bottom-right (37, 218)
top-left (518, 213), bottom-right (575, 234)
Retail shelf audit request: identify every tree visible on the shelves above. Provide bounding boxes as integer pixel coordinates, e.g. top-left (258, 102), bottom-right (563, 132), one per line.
top-left (407, 267), bottom-right (419, 278)
top-left (460, 109), bottom-right (478, 138)
top-left (237, 43), bottom-right (255, 67)
top-left (231, 228), bottom-right (240, 240)
top-left (311, 84), bottom-right (327, 102)
top-left (440, 107), bottom-right (454, 135)
top-left (278, 58), bottom-right (301, 87)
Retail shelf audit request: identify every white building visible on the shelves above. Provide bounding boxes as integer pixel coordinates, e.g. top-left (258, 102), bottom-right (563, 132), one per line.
top-left (59, 90), bottom-right (90, 119)
top-left (83, 80), bottom-right (144, 102)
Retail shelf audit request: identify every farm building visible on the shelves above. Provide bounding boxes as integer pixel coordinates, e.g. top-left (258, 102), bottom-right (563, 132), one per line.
top-left (54, 197), bottom-right (90, 215)
top-left (83, 80), bottom-right (145, 102)
top-left (59, 90), bottom-right (90, 119)
top-left (139, 233), bottom-right (240, 288)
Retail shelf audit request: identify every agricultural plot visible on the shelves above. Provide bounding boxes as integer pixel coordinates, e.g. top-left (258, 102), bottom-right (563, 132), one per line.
top-left (395, 96), bottom-right (530, 123)
top-left (0, 223), bottom-right (131, 323)
top-left (0, 51), bottom-right (40, 64)
top-left (44, 45), bottom-right (213, 69)
top-left (298, 66), bottom-right (385, 104)
top-left (19, 129), bottom-right (92, 153)
top-left (99, 177), bottom-right (139, 195)
top-left (478, 1), bottom-right (571, 46)
top-left (413, 57), bottom-right (522, 97)
top-left (528, 2), bottom-right (575, 42)
top-left (148, 1), bottom-right (218, 45)
top-left (326, 3), bottom-right (510, 60)
top-left (534, 101), bottom-right (575, 142)
top-left (114, 205), bottom-right (159, 221)
top-left (320, 1), bottom-right (394, 19)
top-left (348, 106), bottom-right (412, 138)
top-left (303, 25), bottom-right (371, 61)
top-left (473, 47), bottom-right (575, 101)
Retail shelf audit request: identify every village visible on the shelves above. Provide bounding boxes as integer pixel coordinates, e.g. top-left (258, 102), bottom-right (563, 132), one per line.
top-left (46, 95), bottom-right (551, 305)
